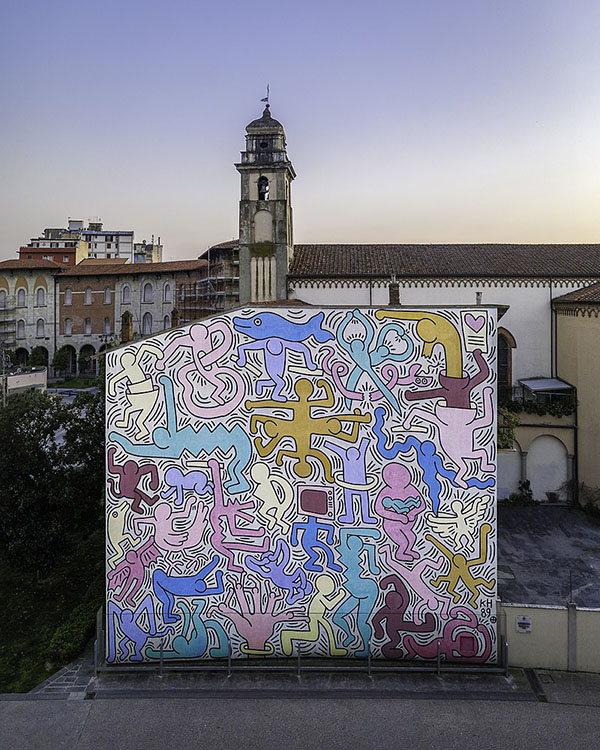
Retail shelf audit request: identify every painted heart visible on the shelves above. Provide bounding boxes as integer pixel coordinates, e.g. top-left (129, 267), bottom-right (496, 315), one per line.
top-left (465, 313), bottom-right (485, 333)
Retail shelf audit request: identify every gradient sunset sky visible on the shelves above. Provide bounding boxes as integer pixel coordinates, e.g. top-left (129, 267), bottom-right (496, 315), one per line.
top-left (2, 0), bottom-right (600, 260)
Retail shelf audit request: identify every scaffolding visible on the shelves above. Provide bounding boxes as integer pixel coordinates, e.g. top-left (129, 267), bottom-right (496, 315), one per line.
top-left (176, 257), bottom-right (239, 324)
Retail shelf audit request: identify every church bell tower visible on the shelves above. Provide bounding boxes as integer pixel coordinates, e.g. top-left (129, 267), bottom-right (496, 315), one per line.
top-left (236, 104), bottom-right (295, 304)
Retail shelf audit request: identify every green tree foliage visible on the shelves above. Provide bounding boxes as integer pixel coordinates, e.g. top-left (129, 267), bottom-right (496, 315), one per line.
top-left (29, 346), bottom-right (48, 367)
top-left (0, 385), bottom-right (105, 571)
top-left (52, 346), bottom-right (71, 375)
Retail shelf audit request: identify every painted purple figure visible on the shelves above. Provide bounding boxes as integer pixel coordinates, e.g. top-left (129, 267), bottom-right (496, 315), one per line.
top-left (107, 594), bottom-right (173, 663)
top-left (324, 437), bottom-right (376, 524)
top-left (161, 466), bottom-right (213, 507)
top-left (291, 517), bottom-right (342, 573)
top-left (247, 538), bottom-right (313, 604)
top-left (152, 554), bottom-right (224, 624)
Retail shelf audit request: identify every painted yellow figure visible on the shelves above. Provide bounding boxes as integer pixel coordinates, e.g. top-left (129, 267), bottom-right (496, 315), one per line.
top-left (107, 500), bottom-right (140, 568)
top-left (108, 344), bottom-right (163, 440)
top-left (250, 463), bottom-right (294, 534)
top-left (280, 574), bottom-right (347, 656)
top-left (426, 523), bottom-right (496, 608)
top-left (245, 378), bottom-right (371, 482)
top-left (375, 310), bottom-right (462, 378)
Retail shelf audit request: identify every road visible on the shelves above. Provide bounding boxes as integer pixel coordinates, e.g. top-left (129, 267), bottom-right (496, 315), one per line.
top-left (2, 695), bottom-right (600, 750)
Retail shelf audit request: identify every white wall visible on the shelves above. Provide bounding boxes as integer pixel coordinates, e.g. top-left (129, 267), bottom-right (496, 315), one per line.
top-left (527, 434), bottom-right (569, 501)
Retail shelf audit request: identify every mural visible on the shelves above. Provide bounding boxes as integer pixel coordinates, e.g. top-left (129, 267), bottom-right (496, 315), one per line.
top-left (106, 307), bottom-right (497, 663)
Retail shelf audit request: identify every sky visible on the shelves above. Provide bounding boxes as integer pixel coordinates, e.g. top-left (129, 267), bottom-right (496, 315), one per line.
top-left (2, 0), bottom-right (600, 261)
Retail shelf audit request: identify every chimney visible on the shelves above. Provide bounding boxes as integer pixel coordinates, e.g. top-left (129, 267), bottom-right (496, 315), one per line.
top-left (388, 276), bottom-right (400, 306)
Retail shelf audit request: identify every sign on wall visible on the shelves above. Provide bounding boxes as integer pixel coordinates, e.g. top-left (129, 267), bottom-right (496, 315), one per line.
top-left (106, 307), bottom-right (497, 663)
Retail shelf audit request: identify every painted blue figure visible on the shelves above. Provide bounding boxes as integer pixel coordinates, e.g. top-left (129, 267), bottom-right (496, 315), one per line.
top-left (373, 407), bottom-right (494, 514)
top-left (246, 538), bottom-right (313, 604)
top-left (145, 598), bottom-right (228, 659)
top-left (161, 466), bottom-right (213, 506)
top-left (323, 437), bottom-right (377, 525)
top-left (107, 594), bottom-right (173, 663)
top-left (109, 376), bottom-right (252, 493)
top-left (152, 554), bottom-right (225, 624)
top-left (333, 528), bottom-right (381, 658)
top-left (233, 312), bottom-right (333, 401)
top-left (337, 309), bottom-right (414, 411)
top-left (291, 517), bottom-right (342, 573)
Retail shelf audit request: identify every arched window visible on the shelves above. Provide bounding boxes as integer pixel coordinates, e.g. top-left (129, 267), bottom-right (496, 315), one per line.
top-left (84, 317), bottom-right (92, 335)
top-left (17, 288), bottom-right (26, 307)
top-left (64, 287), bottom-right (72, 305)
top-left (104, 317), bottom-right (111, 335)
top-left (164, 283), bottom-right (172, 303)
top-left (122, 284), bottom-right (131, 304)
top-left (258, 176), bottom-right (269, 200)
top-left (17, 319), bottom-right (25, 338)
top-left (64, 318), bottom-right (72, 336)
top-left (104, 287), bottom-right (111, 304)
top-left (143, 312), bottom-right (152, 335)
top-left (36, 318), bottom-right (45, 338)
top-left (142, 282), bottom-right (153, 303)
top-left (498, 327), bottom-right (517, 401)
top-left (0, 290), bottom-right (6, 309)
top-left (163, 314), bottom-right (171, 330)
top-left (84, 287), bottom-right (92, 305)
top-left (35, 287), bottom-right (46, 306)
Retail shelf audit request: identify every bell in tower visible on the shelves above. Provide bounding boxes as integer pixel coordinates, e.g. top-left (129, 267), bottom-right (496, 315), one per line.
top-left (236, 103), bottom-right (296, 304)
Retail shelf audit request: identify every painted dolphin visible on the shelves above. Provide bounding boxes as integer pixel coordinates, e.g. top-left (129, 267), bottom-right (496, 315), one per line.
top-left (233, 311), bottom-right (334, 343)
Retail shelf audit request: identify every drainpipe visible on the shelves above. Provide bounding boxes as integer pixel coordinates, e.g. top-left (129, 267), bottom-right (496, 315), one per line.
top-left (549, 279), bottom-right (555, 377)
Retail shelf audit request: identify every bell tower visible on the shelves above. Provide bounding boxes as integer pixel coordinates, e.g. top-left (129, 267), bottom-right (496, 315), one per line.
top-left (236, 104), bottom-right (295, 304)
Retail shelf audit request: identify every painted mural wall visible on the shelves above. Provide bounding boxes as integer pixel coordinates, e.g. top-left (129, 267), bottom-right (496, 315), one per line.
top-left (106, 306), bottom-right (497, 663)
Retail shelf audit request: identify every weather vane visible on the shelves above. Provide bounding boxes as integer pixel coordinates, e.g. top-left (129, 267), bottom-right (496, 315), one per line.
top-left (261, 84), bottom-right (270, 106)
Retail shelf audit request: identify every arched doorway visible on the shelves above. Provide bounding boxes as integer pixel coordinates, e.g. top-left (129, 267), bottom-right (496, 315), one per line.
top-left (62, 345), bottom-right (77, 376)
top-left (15, 348), bottom-right (29, 367)
top-left (78, 344), bottom-right (96, 376)
top-left (527, 435), bottom-right (568, 501)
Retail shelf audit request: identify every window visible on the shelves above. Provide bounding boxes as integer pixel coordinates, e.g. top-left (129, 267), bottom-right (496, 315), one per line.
top-left (84, 317), bottom-right (92, 335)
top-left (107, 243), bottom-right (112, 249)
top-left (17, 319), bottom-right (25, 338)
top-left (163, 314), bottom-right (171, 330)
top-left (63, 255), bottom-right (69, 263)
top-left (64, 287), bottom-right (72, 305)
top-left (142, 312), bottom-right (152, 335)
top-left (35, 287), bottom-right (46, 306)
top-left (64, 318), bottom-right (72, 336)
top-left (84, 287), bottom-right (92, 305)
top-left (164, 283), bottom-right (172, 303)
top-left (104, 317), bottom-right (111, 335)
top-left (104, 287), bottom-right (111, 304)
top-left (36, 318), bottom-right (45, 338)
top-left (258, 176), bottom-right (269, 200)
top-left (122, 285), bottom-right (131, 304)
top-left (179, 284), bottom-right (185, 301)
top-left (17, 288), bottom-right (26, 307)
top-left (497, 328), bottom-right (517, 401)
top-left (0, 290), bottom-right (5, 309)
top-left (142, 282), bottom-right (154, 303)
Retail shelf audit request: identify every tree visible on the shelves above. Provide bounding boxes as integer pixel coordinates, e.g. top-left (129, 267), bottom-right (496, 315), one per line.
top-left (52, 347), bottom-right (71, 376)
top-left (29, 346), bottom-right (48, 367)
top-left (78, 351), bottom-right (91, 375)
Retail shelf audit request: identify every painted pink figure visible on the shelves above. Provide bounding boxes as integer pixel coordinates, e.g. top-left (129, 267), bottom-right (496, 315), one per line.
top-left (154, 321), bottom-right (244, 417)
top-left (107, 537), bottom-right (161, 608)
top-left (403, 386), bottom-right (495, 487)
top-left (133, 495), bottom-right (208, 555)
top-left (381, 544), bottom-right (451, 624)
top-left (213, 579), bottom-right (308, 655)
top-left (107, 447), bottom-right (159, 514)
top-left (375, 464), bottom-right (425, 561)
top-left (403, 606), bottom-right (493, 662)
top-left (208, 459), bottom-right (270, 572)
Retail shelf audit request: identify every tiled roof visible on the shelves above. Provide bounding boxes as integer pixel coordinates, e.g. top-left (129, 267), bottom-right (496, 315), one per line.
top-left (62, 260), bottom-right (207, 277)
top-left (553, 282), bottom-right (600, 304)
top-left (79, 258), bottom-right (129, 266)
top-left (288, 244), bottom-right (600, 279)
top-left (0, 258), bottom-right (62, 270)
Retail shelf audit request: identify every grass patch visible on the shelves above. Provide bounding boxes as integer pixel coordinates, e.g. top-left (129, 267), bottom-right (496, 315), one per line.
top-left (58, 377), bottom-right (98, 389)
top-left (0, 529), bottom-right (104, 693)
